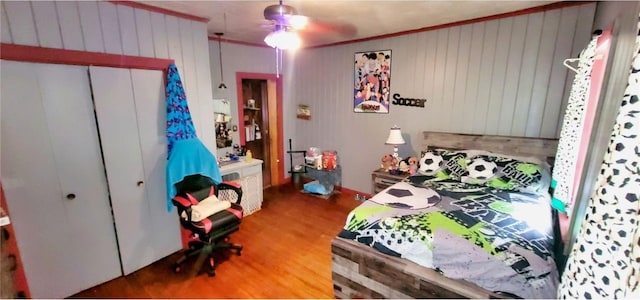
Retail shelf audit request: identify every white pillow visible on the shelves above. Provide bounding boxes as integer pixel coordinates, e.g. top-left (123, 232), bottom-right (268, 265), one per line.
top-left (181, 194), bottom-right (231, 221)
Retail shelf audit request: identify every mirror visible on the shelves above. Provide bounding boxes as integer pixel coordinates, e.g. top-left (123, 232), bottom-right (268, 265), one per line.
top-left (213, 99), bottom-right (233, 150)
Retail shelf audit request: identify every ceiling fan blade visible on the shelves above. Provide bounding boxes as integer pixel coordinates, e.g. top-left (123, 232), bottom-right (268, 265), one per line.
top-left (304, 19), bottom-right (357, 38)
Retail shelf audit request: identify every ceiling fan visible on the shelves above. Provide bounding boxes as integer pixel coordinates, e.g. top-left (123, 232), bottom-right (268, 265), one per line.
top-left (261, 0), bottom-right (356, 49)
top-left (261, 0), bottom-right (307, 49)
top-left (263, 0), bottom-right (309, 31)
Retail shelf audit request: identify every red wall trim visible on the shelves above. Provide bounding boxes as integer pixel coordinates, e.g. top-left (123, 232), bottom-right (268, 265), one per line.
top-left (1, 183), bottom-right (31, 298)
top-left (204, 1), bottom-right (593, 50)
top-left (338, 186), bottom-right (369, 199)
top-left (308, 1), bottom-right (594, 49)
top-left (208, 36), bottom-right (271, 49)
top-left (236, 72), bottom-right (285, 184)
top-left (109, 1), bottom-right (209, 23)
top-left (0, 44), bottom-right (174, 70)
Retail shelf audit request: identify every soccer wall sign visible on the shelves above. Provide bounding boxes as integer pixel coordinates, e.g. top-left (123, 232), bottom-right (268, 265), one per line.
top-left (392, 93), bottom-right (427, 108)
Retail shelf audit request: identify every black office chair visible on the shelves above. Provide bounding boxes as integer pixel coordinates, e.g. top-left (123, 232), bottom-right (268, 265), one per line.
top-left (171, 174), bottom-right (243, 277)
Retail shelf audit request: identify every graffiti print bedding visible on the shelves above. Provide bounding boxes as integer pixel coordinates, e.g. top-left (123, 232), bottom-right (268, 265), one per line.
top-left (338, 176), bottom-right (559, 298)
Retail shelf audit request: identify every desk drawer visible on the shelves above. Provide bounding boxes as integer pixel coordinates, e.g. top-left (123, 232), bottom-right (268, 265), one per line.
top-left (374, 177), bottom-right (400, 186)
top-left (243, 164), bottom-right (262, 176)
top-left (374, 184), bottom-right (389, 194)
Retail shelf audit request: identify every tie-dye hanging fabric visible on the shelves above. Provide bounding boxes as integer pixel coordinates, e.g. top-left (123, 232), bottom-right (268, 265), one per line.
top-left (166, 64), bottom-right (197, 157)
top-left (551, 35), bottom-right (600, 213)
top-left (558, 13), bottom-right (640, 299)
top-left (164, 64), bottom-right (221, 211)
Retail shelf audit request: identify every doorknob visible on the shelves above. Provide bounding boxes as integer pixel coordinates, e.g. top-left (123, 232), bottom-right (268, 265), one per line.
top-left (137, 181), bottom-right (144, 187)
top-left (66, 193), bottom-right (76, 200)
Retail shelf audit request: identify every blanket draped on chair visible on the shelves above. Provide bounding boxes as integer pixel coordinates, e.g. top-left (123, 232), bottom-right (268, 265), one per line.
top-left (165, 63), bottom-right (221, 211)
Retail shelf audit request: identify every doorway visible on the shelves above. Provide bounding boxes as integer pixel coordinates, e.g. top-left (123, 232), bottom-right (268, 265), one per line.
top-left (236, 72), bottom-right (284, 188)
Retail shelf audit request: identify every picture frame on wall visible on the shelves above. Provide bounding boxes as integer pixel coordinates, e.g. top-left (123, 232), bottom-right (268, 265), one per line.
top-left (354, 50), bottom-right (391, 113)
top-left (297, 104), bottom-right (311, 120)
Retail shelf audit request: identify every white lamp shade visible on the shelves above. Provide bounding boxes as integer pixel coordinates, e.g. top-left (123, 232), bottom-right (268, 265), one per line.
top-left (215, 113), bottom-right (225, 123)
top-left (385, 126), bottom-right (405, 145)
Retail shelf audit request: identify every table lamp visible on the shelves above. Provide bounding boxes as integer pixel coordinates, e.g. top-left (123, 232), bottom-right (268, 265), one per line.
top-left (215, 113), bottom-right (225, 123)
top-left (385, 125), bottom-right (405, 165)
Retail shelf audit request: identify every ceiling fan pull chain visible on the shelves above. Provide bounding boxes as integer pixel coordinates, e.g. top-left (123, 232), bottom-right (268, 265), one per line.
top-left (275, 47), bottom-right (280, 78)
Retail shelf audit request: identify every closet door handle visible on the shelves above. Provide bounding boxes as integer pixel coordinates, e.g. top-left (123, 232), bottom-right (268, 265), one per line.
top-left (137, 181), bottom-right (144, 187)
top-left (66, 193), bottom-right (76, 200)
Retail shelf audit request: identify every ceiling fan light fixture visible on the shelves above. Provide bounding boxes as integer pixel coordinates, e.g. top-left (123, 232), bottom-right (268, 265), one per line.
top-left (264, 29), bottom-right (301, 50)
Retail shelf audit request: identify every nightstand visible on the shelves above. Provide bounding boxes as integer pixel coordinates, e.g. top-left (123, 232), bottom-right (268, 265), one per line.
top-left (371, 169), bottom-right (409, 194)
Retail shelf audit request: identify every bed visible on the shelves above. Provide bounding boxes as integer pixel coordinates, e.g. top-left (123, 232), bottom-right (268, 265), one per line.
top-left (331, 131), bottom-right (561, 299)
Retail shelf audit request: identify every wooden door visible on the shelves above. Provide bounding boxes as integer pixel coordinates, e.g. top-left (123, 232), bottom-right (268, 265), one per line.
top-left (0, 61), bottom-right (122, 298)
top-left (242, 79), bottom-right (271, 187)
top-left (89, 66), bottom-right (181, 275)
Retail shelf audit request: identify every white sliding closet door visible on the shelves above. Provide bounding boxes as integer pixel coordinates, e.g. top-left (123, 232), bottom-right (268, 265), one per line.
top-left (0, 61), bottom-right (121, 298)
top-left (89, 66), bottom-right (181, 275)
top-left (130, 69), bottom-right (183, 258)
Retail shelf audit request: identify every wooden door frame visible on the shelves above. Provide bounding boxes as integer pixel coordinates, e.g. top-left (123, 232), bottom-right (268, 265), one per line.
top-left (236, 72), bottom-right (284, 185)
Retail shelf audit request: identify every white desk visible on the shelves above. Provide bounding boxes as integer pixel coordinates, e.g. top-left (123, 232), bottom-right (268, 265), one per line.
top-left (219, 158), bottom-right (263, 216)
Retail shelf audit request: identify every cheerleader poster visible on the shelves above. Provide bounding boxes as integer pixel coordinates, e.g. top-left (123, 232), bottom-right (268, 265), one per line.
top-left (354, 50), bottom-right (391, 113)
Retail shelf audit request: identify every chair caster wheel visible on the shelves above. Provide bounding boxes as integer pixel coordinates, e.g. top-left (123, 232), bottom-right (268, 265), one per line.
top-left (172, 263), bottom-right (181, 273)
top-left (236, 249), bottom-right (242, 256)
top-left (208, 270), bottom-right (215, 277)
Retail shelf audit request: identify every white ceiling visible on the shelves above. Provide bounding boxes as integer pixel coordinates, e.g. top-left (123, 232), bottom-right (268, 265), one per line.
top-left (140, 1), bottom-right (558, 48)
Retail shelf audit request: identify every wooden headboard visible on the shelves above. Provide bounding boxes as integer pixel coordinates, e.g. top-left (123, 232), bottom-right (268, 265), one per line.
top-left (421, 131), bottom-right (559, 164)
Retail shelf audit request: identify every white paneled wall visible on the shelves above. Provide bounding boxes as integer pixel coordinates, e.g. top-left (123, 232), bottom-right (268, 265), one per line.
top-left (288, 3), bottom-right (596, 193)
top-left (0, 1), bottom-right (215, 151)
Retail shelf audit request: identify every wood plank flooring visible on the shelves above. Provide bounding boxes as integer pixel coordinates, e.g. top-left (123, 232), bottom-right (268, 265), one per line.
top-left (70, 185), bottom-right (361, 298)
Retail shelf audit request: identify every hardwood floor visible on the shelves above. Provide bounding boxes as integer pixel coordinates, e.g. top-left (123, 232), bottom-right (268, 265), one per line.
top-left (70, 184), bottom-right (361, 299)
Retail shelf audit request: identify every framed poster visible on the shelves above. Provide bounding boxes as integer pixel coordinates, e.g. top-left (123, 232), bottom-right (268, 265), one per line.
top-left (354, 50), bottom-right (391, 113)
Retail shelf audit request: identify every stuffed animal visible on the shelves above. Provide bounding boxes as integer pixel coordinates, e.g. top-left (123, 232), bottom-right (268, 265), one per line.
top-left (399, 156), bottom-right (419, 174)
top-left (408, 156), bottom-right (419, 175)
top-left (381, 154), bottom-right (394, 171)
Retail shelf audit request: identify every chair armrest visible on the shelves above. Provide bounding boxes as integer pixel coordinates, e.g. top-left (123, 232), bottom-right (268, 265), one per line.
top-left (172, 202), bottom-right (194, 222)
top-left (217, 181), bottom-right (243, 205)
top-left (182, 207), bottom-right (194, 222)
